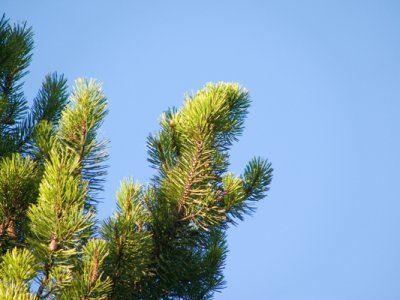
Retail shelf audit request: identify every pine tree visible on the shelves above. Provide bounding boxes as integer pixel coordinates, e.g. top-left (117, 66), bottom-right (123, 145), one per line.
top-left (0, 15), bottom-right (273, 299)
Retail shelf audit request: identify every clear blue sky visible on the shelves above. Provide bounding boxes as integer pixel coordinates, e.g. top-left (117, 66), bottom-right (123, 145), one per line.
top-left (3, 1), bottom-right (400, 299)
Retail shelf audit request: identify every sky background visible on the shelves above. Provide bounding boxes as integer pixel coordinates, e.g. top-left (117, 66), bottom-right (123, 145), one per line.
top-left (3, 1), bottom-right (400, 299)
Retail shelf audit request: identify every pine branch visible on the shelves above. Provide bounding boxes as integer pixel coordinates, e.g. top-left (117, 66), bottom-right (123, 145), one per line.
top-left (18, 73), bottom-right (68, 155)
top-left (0, 15), bottom-right (33, 157)
top-left (0, 248), bottom-right (37, 299)
top-left (58, 79), bottom-right (108, 205)
top-left (225, 157), bottom-right (273, 223)
top-left (0, 154), bottom-right (38, 252)
top-left (0, 18), bottom-right (33, 122)
top-left (35, 260), bottom-right (52, 299)
top-left (147, 107), bottom-right (180, 185)
top-left (101, 180), bottom-right (152, 299)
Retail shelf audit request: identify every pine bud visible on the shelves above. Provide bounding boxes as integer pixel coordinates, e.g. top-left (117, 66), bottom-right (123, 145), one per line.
top-left (50, 237), bottom-right (58, 252)
top-left (6, 219), bottom-right (16, 239)
top-left (91, 254), bottom-right (99, 283)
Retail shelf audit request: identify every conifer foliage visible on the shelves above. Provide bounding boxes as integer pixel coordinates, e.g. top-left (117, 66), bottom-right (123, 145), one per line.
top-left (0, 15), bottom-right (273, 299)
